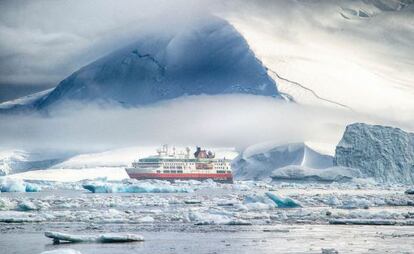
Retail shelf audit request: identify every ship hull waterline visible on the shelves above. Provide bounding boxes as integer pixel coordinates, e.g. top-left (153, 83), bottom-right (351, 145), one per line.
top-left (127, 172), bottom-right (233, 183)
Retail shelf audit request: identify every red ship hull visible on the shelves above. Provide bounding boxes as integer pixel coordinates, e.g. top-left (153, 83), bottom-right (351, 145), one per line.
top-left (128, 172), bottom-right (233, 183)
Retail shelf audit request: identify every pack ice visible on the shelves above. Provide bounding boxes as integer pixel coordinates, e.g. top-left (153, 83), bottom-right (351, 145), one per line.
top-left (334, 123), bottom-right (414, 184)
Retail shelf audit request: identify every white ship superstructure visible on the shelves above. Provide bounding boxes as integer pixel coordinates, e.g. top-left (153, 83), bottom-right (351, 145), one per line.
top-left (126, 145), bottom-right (233, 182)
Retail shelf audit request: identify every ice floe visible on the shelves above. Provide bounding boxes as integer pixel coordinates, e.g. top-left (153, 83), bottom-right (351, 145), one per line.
top-left (45, 231), bottom-right (144, 243)
top-left (40, 249), bottom-right (82, 254)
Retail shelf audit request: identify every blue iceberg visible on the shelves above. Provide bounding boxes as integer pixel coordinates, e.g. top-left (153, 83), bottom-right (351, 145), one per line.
top-left (82, 181), bottom-right (191, 193)
top-left (265, 192), bottom-right (301, 208)
top-left (0, 178), bottom-right (41, 192)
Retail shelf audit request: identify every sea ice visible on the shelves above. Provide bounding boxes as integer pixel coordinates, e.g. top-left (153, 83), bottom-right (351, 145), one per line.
top-left (45, 231), bottom-right (144, 243)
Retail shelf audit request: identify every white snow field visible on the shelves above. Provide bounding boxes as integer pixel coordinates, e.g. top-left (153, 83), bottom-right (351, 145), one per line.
top-left (228, 0), bottom-right (414, 121)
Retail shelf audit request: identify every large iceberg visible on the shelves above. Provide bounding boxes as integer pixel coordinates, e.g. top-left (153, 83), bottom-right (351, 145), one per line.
top-left (271, 165), bottom-right (362, 182)
top-left (232, 142), bottom-right (333, 180)
top-left (2, 16), bottom-right (280, 113)
top-left (334, 123), bottom-right (414, 184)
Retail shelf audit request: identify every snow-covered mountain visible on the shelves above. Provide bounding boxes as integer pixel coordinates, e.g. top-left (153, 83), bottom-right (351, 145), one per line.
top-left (334, 123), bottom-right (414, 184)
top-left (0, 16), bottom-right (280, 112)
top-left (232, 142), bottom-right (333, 180)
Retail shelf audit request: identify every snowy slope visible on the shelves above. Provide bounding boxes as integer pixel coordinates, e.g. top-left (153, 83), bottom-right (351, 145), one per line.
top-left (232, 142), bottom-right (333, 180)
top-left (19, 16), bottom-right (279, 110)
top-left (229, 0), bottom-right (414, 117)
top-left (0, 88), bottom-right (53, 112)
top-left (334, 123), bottom-right (414, 184)
top-left (0, 149), bottom-right (69, 176)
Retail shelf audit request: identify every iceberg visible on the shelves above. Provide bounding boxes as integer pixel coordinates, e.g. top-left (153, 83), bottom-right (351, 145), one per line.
top-left (82, 180), bottom-right (191, 193)
top-left (45, 231), bottom-right (144, 243)
top-left (0, 177), bottom-right (41, 192)
top-left (334, 123), bottom-right (414, 184)
top-left (233, 142), bottom-right (333, 180)
top-left (271, 165), bottom-right (362, 182)
top-left (265, 192), bottom-right (301, 208)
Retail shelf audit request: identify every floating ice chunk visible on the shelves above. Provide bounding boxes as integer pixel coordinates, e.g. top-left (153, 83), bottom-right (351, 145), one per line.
top-left (321, 248), bottom-right (339, 254)
top-left (0, 198), bottom-right (14, 211)
top-left (138, 216), bottom-right (154, 223)
top-left (82, 181), bottom-right (191, 193)
top-left (45, 231), bottom-right (144, 243)
top-left (188, 211), bottom-right (249, 225)
top-left (339, 198), bottom-right (371, 209)
top-left (324, 195), bottom-right (342, 207)
top-left (243, 194), bottom-right (274, 210)
top-left (329, 219), bottom-right (397, 225)
top-left (184, 199), bottom-right (202, 204)
top-left (265, 192), bottom-right (301, 208)
top-left (17, 200), bottom-right (38, 211)
top-left (40, 249), bottom-right (82, 254)
top-left (0, 211), bottom-right (45, 223)
top-left (0, 177), bottom-right (41, 192)
top-left (405, 188), bottom-right (414, 195)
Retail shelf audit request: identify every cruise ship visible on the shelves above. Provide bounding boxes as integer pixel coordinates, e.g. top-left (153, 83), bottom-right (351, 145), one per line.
top-left (126, 145), bottom-right (233, 183)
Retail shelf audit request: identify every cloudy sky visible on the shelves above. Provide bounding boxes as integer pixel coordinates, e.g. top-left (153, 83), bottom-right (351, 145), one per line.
top-left (1, 0), bottom-right (413, 108)
top-left (0, 0), bottom-right (413, 153)
top-left (0, 0), bottom-right (219, 101)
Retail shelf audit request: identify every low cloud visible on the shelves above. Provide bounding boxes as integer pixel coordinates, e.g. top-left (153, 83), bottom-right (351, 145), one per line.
top-left (0, 94), bottom-right (405, 153)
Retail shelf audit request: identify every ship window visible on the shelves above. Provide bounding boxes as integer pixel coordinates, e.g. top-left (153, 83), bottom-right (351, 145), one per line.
top-left (156, 170), bottom-right (161, 173)
top-left (177, 170), bottom-right (183, 173)
top-left (171, 170), bottom-right (176, 173)
top-left (163, 170), bottom-right (170, 173)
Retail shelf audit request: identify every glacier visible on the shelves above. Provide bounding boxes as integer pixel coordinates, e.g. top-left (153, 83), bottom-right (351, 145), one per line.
top-left (334, 123), bottom-right (414, 184)
top-left (232, 142), bottom-right (333, 180)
